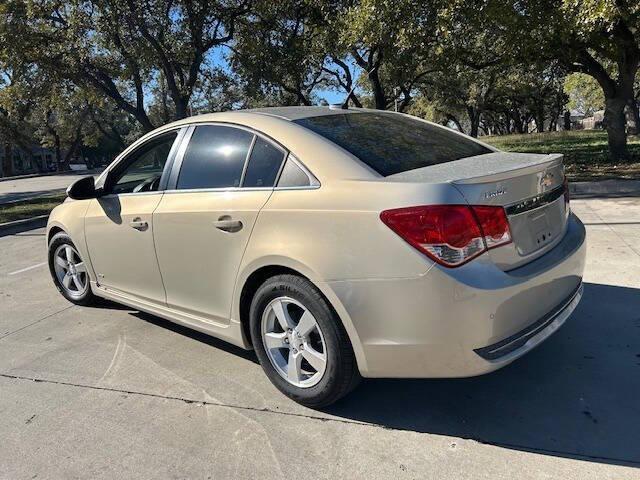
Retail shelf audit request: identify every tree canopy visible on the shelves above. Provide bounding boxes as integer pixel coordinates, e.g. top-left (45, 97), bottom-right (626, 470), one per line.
top-left (0, 0), bottom-right (639, 173)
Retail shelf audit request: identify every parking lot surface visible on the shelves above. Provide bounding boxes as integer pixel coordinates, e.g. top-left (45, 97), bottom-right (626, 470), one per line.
top-left (0, 171), bottom-right (97, 204)
top-left (1, 197), bottom-right (639, 479)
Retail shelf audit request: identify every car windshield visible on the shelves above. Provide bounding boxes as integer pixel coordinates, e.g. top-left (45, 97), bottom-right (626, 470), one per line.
top-left (294, 112), bottom-right (491, 176)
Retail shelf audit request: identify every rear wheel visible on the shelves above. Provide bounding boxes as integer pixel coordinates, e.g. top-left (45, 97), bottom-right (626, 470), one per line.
top-left (250, 274), bottom-right (360, 408)
top-left (48, 232), bottom-right (97, 306)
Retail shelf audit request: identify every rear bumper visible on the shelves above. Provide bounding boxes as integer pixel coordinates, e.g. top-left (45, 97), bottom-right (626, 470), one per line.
top-left (473, 282), bottom-right (582, 362)
top-left (328, 212), bottom-right (586, 378)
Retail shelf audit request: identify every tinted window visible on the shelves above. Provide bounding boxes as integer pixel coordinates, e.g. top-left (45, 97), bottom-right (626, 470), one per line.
top-left (243, 137), bottom-right (285, 187)
top-left (277, 157), bottom-right (311, 187)
top-left (112, 132), bottom-right (177, 194)
top-left (294, 113), bottom-right (491, 176)
top-left (177, 125), bottom-right (253, 189)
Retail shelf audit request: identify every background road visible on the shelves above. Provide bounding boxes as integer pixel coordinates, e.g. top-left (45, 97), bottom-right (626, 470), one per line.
top-left (0, 171), bottom-right (98, 204)
top-left (1, 197), bottom-right (639, 479)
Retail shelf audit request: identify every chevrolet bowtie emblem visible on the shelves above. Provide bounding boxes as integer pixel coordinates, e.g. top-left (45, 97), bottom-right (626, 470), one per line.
top-left (540, 172), bottom-right (555, 189)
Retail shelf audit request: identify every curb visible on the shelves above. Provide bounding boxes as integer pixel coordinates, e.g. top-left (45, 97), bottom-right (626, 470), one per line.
top-left (0, 215), bottom-right (49, 237)
top-left (570, 179), bottom-right (640, 198)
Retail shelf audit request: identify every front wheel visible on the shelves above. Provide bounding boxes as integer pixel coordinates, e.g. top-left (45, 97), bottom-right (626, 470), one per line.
top-left (48, 232), bottom-right (97, 306)
top-left (249, 274), bottom-right (360, 408)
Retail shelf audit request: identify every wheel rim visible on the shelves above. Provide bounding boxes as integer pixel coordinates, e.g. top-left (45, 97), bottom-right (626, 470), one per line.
top-left (261, 297), bottom-right (327, 388)
top-left (53, 244), bottom-right (88, 298)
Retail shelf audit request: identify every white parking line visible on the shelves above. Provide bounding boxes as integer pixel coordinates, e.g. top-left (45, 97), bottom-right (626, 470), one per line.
top-left (8, 262), bottom-right (47, 276)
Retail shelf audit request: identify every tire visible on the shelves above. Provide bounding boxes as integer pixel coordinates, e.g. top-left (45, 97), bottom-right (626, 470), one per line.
top-left (48, 232), bottom-right (98, 306)
top-left (249, 274), bottom-right (361, 408)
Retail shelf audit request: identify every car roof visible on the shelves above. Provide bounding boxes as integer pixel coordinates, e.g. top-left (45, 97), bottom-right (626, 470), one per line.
top-left (243, 106), bottom-right (368, 120)
top-left (165, 106), bottom-right (369, 126)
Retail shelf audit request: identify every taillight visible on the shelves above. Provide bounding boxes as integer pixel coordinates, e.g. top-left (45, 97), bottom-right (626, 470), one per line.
top-left (471, 206), bottom-right (511, 249)
top-left (380, 205), bottom-right (512, 267)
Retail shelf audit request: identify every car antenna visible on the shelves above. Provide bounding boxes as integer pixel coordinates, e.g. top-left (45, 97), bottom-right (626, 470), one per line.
top-left (331, 64), bottom-right (379, 110)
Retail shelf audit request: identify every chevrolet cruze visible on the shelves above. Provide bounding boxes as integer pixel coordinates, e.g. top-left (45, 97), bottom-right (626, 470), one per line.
top-left (47, 107), bottom-right (586, 407)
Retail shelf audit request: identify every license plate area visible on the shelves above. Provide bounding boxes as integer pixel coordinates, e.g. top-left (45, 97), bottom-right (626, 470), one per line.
top-left (529, 209), bottom-right (554, 248)
top-left (507, 196), bottom-right (566, 257)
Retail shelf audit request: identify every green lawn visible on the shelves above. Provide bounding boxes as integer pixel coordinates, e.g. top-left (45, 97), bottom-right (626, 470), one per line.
top-left (0, 194), bottom-right (67, 224)
top-left (483, 130), bottom-right (640, 181)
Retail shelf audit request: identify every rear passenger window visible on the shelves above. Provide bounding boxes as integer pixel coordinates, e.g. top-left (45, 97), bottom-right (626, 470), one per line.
top-left (243, 137), bottom-right (285, 187)
top-left (277, 156), bottom-right (312, 187)
top-left (177, 125), bottom-right (253, 189)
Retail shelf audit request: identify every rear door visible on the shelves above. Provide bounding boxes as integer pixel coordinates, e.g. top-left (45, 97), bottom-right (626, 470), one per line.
top-left (152, 124), bottom-right (286, 324)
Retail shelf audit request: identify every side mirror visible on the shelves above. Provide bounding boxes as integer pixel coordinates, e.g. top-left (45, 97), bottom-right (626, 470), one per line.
top-left (67, 176), bottom-right (100, 200)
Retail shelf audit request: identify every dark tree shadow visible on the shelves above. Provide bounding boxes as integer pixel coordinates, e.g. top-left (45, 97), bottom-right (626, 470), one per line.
top-left (324, 282), bottom-right (640, 468)
top-left (129, 310), bottom-right (259, 365)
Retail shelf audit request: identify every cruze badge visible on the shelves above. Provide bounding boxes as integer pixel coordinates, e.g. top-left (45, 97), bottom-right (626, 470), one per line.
top-left (484, 188), bottom-right (506, 199)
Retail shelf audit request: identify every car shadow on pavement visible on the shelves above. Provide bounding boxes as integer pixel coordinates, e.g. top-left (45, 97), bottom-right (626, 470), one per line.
top-left (129, 310), bottom-right (260, 365)
top-left (326, 282), bottom-right (640, 468)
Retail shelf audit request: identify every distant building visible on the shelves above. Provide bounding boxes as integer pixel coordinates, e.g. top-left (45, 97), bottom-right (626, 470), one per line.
top-left (561, 110), bottom-right (586, 130)
top-left (0, 145), bottom-right (57, 177)
top-left (580, 110), bottom-right (605, 130)
top-left (558, 101), bottom-right (639, 132)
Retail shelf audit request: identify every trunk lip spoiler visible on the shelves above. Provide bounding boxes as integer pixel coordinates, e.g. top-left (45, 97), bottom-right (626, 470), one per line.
top-left (451, 153), bottom-right (563, 185)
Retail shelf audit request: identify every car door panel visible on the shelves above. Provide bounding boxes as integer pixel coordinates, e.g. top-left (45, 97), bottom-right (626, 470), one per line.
top-left (83, 129), bottom-right (182, 304)
top-left (85, 194), bottom-right (166, 304)
top-left (152, 190), bottom-right (272, 324)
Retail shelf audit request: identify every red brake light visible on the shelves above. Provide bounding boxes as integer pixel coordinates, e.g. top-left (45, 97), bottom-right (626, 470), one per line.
top-left (471, 206), bottom-right (511, 249)
top-left (380, 205), bottom-right (512, 267)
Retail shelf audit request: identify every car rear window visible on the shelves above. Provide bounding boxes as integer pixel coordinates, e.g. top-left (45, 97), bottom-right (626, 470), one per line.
top-left (294, 112), bottom-right (491, 176)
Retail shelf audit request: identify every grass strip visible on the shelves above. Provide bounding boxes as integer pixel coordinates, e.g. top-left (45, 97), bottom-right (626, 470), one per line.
top-left (0, 193), bottom-right (67, 224)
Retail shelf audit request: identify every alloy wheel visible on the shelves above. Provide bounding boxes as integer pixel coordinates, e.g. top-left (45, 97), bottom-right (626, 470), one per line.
top-left (261, 297), bottom-right (327, 388)
top-left (53, 244), bottom-right (88, 298)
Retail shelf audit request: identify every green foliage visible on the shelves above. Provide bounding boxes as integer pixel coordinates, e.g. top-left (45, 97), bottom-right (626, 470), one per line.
top-left (0, 193), bottom-right (66, 224)
top-left (564, 73), bottom-right (604, 115)
top-left (0, 0), bottom-right (638, 170)
top-left (486, 130), bottom-right (640, 179)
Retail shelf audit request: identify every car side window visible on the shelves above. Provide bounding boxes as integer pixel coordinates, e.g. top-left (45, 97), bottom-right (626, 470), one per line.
top-left (242, 137), bottom-right (285, 188)
top-left (277, 155), bottom-right (314, 188)
top-left (177, 125), bottom-right (254, 190)
top-left (111, 132), bottom-right (177, 194)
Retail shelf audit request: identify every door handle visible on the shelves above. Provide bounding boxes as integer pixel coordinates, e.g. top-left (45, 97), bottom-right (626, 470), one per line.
top-left (130, 218), bottom-right (148, 231)
top-left (214, 216), bottom-right (243, 233)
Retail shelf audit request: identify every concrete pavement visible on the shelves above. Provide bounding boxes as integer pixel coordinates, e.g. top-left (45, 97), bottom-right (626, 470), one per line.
top-left (0, 197), bottom-right (639, 479)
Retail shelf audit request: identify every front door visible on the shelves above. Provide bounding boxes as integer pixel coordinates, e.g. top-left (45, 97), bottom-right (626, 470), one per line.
top-left (153, 125), bottom-right (286, 324)
top-left (84, 130), bottom-right (180, 304)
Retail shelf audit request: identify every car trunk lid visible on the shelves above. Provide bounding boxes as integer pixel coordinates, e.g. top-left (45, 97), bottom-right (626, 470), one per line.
top-left (385, 152), bottom-right (569, 270)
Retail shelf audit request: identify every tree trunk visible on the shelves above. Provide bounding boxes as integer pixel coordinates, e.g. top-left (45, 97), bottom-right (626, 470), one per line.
top-left (512, 114), bottom-right (525, 134)
top-left (603, 96), bottom-right (629, 160)
top-left (2, 143), bottom-right (14, 177)
top-left (470, 117), bottom-right (480, 137)
top-left (467, 107), bottom-right (480, 137)
top-left (369, 70), bottom-right (386, 110)
top-left (535, 104), bottom-right (545, 133)
top-left (53, 134), bottom-right (66, 172)
top-left (174, 96), bottom-right (189, 120)
top-left (627, 99), bottom-right (640, 136)
top-left (563, 111), bottom-right (571, 131)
